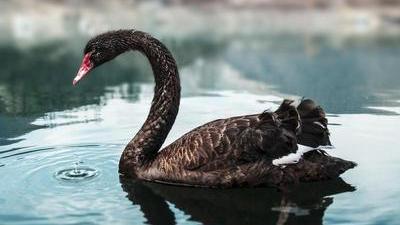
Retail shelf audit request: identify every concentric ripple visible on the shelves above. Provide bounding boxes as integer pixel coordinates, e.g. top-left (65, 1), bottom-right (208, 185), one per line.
top-left (54, 166), bottom-right (98, 182)
top-left (0, 143), bottom-right (142, 224)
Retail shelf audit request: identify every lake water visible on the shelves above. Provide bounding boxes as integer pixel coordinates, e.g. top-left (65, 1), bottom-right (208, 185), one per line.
top-left (1, 6), bottom-right (400, 225)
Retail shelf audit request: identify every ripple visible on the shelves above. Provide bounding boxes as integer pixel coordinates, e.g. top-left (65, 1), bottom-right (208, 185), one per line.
top-left (0, 143), bottom-right (129, 223)
top-left (0, 147), bottom-right (54, 159)
top-left (0, 146), bottom-right (32, 154)
top-left (0, 143), bottom-right (122, 191)
top-left (54, 166), bottom-right (99, 182)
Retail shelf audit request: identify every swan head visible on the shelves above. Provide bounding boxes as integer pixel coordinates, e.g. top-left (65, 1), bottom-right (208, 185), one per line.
top-left (73, 30), bottom-right (133, 86)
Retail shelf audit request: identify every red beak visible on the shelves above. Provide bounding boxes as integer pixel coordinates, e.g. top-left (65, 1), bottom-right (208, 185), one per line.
top-left (73, 53), bottom-right (93, 86)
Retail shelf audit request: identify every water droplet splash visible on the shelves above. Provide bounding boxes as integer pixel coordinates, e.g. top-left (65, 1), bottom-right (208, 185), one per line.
top-left (55, 161), bottom-right (98, 182)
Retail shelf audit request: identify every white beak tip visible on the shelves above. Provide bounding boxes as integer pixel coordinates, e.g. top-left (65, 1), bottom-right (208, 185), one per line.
top-left (72, 77), bottom-right (80, 86)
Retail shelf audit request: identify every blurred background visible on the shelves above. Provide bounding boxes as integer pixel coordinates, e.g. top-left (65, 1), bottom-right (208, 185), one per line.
top-left (1, 1), bottom-right (400, 225)
top-left (1, 0), bottom-right (400, 138)
top-left (1, 0), bottom-right (400, 140)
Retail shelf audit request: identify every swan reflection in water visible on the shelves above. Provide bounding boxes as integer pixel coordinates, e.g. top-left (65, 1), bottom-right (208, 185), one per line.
top-left (120, 178), bottom-right (355, 225)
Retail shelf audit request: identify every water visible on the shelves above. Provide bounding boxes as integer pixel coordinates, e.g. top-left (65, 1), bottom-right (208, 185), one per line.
top-left (1, 3), bottom-right (400, 225)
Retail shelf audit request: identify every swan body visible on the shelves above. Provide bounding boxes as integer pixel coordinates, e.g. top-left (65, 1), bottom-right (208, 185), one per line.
top-left (73, 30), bottom-right (356, 188)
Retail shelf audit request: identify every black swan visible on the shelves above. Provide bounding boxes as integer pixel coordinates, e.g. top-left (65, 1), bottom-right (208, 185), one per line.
top-left (73, 29), bottom-right (356, 188)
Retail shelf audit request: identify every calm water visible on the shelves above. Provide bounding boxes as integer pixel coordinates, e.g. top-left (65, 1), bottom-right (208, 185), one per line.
top-left (1, 9), bottom-right (400, 225)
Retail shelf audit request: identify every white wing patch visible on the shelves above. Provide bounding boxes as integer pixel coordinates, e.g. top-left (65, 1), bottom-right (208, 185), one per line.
top-left (272, 145), bottom-right (334, 166)
top-left (313, 121), bottom-right (326, 129)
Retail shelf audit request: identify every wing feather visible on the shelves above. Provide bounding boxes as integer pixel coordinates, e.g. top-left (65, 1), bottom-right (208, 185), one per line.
top-left (155, 100), bottom-right (300, 173)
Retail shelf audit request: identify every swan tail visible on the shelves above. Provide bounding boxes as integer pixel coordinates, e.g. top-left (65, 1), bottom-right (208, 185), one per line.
top-left (296, 99), bottom-right (331, 148)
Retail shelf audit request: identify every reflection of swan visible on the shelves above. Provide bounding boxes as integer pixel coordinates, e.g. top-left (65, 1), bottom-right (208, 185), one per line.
top-left (73, 30), bottom-right (356, 187)
top-left (120, 177), bottom-right (355, 225)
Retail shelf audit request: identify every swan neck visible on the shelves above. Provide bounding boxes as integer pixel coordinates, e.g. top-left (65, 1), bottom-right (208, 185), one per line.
top-left (120, 31), bottom-right (181, 171)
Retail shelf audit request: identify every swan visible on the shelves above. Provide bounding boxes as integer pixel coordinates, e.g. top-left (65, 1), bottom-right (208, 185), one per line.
top-left (73, 30), bottom-right (356, 188)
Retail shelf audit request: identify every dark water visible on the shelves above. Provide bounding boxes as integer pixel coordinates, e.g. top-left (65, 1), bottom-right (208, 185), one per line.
top-left (1, 11), bottom-right (400, 225)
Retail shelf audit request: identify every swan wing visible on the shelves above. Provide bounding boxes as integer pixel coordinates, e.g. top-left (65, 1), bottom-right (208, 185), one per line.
top-left (156, 100), bottom-right (300, 173)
